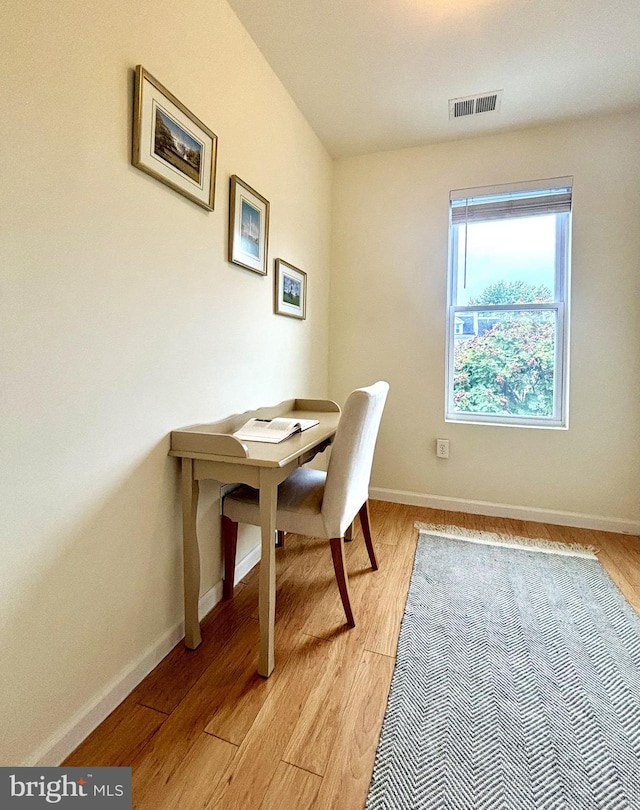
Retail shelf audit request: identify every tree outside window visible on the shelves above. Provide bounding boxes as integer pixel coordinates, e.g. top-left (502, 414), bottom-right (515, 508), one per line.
top-left (446, 180), bottom-right (572, 427)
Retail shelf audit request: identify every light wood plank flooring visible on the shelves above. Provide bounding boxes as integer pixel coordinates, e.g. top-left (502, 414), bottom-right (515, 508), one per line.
top-left (64, 502), bottom-right (639, 808)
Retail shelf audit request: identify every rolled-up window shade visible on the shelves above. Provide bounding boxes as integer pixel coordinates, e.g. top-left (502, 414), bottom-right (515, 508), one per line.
top-left (450, 179), bottom-right (572, 224)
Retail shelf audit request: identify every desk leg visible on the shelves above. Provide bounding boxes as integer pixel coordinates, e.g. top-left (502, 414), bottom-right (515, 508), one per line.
top-left (181, 458), bottom-right (202, 649)
top-left (258, 469), bottom-right (278, 677)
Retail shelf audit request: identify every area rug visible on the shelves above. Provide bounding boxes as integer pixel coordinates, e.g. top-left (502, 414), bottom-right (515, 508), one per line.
top-left (365, 526), bottom-right (640, 809)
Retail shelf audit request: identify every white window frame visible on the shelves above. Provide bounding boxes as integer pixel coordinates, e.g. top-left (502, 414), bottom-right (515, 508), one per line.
top-left (445, 178), bottom-right (572, 428)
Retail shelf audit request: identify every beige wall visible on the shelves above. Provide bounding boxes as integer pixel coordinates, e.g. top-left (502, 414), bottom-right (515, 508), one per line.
top-left (330, 111), bottom-right (640, 528)
top-left (2, 0), bottom-right (638, 771)
top-left (0, 0), bottom-right (332, 765)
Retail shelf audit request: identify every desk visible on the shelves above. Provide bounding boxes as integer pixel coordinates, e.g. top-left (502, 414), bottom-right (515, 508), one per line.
top-left (169, 398), bottom-right (340, 677)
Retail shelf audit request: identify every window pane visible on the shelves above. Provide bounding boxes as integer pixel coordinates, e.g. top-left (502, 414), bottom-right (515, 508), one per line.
top-left (455, 215), bottom-right (556, 305)
top-left (452, 309), bottom-right (557, 418)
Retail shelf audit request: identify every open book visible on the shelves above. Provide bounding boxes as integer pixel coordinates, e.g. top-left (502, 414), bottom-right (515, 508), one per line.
top-left (233, 417), bottom-right (320, 444)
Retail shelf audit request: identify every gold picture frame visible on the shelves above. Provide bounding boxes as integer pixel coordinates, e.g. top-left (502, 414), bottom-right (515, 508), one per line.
top-left (228, 175), bottom-right (270, 275)
top-left (275, 259), bottom-right (307, 320)
top-left (132, 66), bottom-right (217, 211)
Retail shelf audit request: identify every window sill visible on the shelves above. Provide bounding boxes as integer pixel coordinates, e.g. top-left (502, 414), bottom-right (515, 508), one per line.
top-left (445, 414), bottom-right (568, 430)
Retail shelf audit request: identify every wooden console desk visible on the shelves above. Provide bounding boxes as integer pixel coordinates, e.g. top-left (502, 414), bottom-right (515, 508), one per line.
top-left (169, 398), bottom-right (340, 677)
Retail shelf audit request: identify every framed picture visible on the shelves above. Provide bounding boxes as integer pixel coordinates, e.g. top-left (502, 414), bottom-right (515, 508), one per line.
top-left (228, 176), bottom-right (270, 275)
top-left (275, 259), bottom-right (307, 320)
top-left (132, 65), bottom-right (217, 210)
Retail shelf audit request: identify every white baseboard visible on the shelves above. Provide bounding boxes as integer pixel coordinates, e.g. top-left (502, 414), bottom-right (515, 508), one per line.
top-left (370, 487), bottom-right (640, 536)
top-left (30, 544), bottom-right (262, 767)
top-left (28, 482), bottom-right (636, 767)
top-left (31, 617), bottom-right (190, 767)
top-left (234, 542), bottom-right (262, 588)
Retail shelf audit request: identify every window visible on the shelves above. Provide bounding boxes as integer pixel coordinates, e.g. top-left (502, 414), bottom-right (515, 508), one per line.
top-left (446, 178), bottom-right (572, 427)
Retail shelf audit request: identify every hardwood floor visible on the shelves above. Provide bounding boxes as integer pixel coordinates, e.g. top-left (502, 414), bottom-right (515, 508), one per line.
top-left (64, 502), bottom-right (640, 808)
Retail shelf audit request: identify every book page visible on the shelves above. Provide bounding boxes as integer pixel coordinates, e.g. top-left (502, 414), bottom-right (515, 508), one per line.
top-left (295, 418), bottom-right (320, 431)
top-left (233, 417), bottom-right (319, 443)
top-left (267, 418), bottom-right (299, 432)
top-left (233, 418), bottom-right (300, 443)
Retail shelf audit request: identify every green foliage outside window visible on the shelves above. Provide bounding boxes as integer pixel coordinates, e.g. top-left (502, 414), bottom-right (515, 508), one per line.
top-left (468, 280), bottom-right (552, 305)
top-left (453, 281), bottom-right (556, 416)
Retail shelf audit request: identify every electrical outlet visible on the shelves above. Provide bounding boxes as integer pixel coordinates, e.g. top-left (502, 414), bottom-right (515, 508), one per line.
top-left (436, 439), bottom-right (450, 459)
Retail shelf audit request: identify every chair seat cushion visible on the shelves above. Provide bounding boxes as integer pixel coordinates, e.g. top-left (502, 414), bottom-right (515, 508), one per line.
top-left (223, 467), bottom-right (328, 537)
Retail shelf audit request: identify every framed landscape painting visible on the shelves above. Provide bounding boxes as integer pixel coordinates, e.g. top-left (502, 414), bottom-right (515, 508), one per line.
top-left (275, 259), bottom-right (306, 319)
top-left (228, 176), bottom-right (270, 275)
top-left (132, 66), bottom-right (217, 210)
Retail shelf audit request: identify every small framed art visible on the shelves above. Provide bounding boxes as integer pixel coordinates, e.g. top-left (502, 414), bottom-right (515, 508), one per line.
top-left (275, 259), bottom-right (306, 320)
top-left (228, 176), bottom-right (270, 275)
top-left (132, 65), bottom-right (217, 210)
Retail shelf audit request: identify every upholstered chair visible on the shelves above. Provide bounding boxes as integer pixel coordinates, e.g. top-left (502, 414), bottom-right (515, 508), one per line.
top-left (221, 381), bottom-right (390, 626)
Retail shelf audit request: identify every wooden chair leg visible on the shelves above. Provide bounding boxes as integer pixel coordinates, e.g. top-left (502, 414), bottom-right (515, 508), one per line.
top-left (359, 501), bottom-right (378, 570)
top-left (344, 522), bottom-right (354, 542)
top-left (276, 530), bottom-right (285, 548)
top-left (329, 537), bottom-right (355, 626)
top-left (221, 515), bottom-right (238, 600)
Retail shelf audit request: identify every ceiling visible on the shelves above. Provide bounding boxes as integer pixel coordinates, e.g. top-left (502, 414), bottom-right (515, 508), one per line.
top-left (226, 0), bottom-right (640, 158)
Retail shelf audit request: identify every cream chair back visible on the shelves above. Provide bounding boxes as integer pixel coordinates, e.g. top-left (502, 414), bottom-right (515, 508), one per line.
top-left (321, 381), bottom-right (389, 538)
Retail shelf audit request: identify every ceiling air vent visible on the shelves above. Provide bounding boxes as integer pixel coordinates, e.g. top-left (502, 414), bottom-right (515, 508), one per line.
top-left (449, 90), bottom-right (503, 120)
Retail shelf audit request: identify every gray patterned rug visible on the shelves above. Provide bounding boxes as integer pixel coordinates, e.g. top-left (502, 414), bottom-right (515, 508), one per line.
top-left (366, 527), bottom-right (640, 810)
